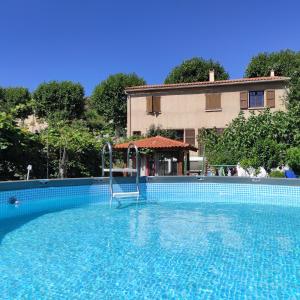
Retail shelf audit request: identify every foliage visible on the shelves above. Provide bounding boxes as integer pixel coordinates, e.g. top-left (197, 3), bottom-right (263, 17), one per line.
top-left (287, 69), bottom-right (300, 109)
top-left (240, 158), bottom-right (260, 170)
top-left (198, 109), bottom-right (299, 171)
top-left (286, 147), bottom-right (300, 173)
top-left (33, 81), bottom-right (85, 120)
top-left (91, 73), bottom-right (145, 134)
top-left (40, 120), bottom-right (104, 178)
top-left (84, 97), bottom-right (106, 130)
top-left (0, 112), bottom-right (44, 180)
top-left (0, 87), bottom-right (32, 119)
top-left (245, 49), bottom-right (300, 78)
top-left (269, 170), bottom-right (285, 178)
top-left (164, 57), bottom-right (229, 84)
top-left (146, 124), bottom-right (183, 140)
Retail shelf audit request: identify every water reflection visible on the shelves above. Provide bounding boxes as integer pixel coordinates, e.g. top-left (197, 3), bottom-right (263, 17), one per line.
top-left (128, 204), bottom-right (243, 252)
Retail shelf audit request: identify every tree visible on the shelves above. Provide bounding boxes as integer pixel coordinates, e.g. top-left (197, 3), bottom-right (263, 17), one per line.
top-left (164, 57), bottom-right (229, 84)
top-left (91, 73), bottom-right (145, 134)
top-left (0, 87), bottom-right (32, 119)
top-left (245, 49), bottom-right (300, 78)
top-left (84, 97), bottom-right (106, 130)
top-left (39, 120), bottom-right (104, 178)
top-left (33, 81), bottom-right (85, 120)
top-left (0, 112), bottom-right (44, 180)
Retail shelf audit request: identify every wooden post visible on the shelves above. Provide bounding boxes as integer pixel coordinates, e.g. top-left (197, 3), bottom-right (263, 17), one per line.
top-left (154, 152), bottom-right (160, 176)
top-left (186, 152), bottom-right (190, 175)
top-left (177, 151), bottom-right (184, 175)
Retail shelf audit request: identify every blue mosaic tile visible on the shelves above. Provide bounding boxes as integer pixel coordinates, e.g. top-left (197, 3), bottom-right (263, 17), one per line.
top-left (0, 180), bottom-right (299, 299)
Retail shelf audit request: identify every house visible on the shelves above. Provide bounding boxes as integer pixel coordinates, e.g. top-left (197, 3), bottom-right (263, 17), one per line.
top-left (125, 70), bottom-right (289, 156)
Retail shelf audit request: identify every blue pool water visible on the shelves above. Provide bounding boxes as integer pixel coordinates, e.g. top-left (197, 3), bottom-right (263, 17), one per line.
top-left (0, 183), bottom-right (300, 299)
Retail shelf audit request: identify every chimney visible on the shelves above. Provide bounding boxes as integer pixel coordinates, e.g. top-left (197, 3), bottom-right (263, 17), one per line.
top-left (209, 69), bottom-right (215, 82)
top-left (270, 69), bottom-right (275, 77)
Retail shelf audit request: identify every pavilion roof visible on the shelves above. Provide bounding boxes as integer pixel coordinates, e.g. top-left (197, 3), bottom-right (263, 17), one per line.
top-left (114, 135), bottom-right (198, 152)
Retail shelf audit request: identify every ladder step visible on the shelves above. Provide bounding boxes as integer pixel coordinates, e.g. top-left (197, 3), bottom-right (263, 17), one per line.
top-left (112, 191), bottom-right (140, 198)
top-left (103, 168), bottom-right (137, 173)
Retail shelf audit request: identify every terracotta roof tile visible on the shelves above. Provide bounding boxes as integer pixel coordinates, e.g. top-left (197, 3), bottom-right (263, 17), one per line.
top-left (125, 76), bottom-right (289, 93)
top-left (114, 136), bottom-right (198, 151)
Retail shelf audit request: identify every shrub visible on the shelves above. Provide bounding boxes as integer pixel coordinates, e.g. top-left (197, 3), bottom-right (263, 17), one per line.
top-left (286, 147), bottom-right (300, 174)
top-left (198, 109), bottom-right (298, 171)
top-left (269, 170), bottom-right (285, 178)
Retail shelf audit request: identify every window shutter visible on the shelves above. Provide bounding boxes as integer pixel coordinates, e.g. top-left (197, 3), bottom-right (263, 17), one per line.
top-left (185, 129), bottom-right (195, 146)
top-left (205, 93), bottom-right (221, 110)
top-left (266, 90), bottom-right (275, 108)
top-left (146, 96), bottom-right (153, 113)
top-left (240, 91), bottom-right (248, 109)
top-left (152, 96), bottom-right (161, 113)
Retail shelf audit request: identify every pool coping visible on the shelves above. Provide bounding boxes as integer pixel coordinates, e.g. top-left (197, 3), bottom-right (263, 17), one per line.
top-left (0, 176), bottom-right (299, 192)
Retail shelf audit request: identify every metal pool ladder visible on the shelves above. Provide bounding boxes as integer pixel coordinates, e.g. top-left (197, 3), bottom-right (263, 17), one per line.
top-left (101, 142), bottom-right (140, 202)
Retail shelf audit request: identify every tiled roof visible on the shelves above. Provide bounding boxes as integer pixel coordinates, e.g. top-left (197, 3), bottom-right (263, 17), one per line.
top-left (114, 136), bottom-right (198, 152)
top-left (125, 76), bottom-right (289, 93)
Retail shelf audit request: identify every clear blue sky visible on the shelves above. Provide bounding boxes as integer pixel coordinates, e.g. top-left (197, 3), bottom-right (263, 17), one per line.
top-left (0, 0), bottom-right (299, 95)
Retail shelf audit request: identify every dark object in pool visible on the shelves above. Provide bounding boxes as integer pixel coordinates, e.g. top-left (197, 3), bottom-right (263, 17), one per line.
top-left (8, 197), bottom-right (19, 205)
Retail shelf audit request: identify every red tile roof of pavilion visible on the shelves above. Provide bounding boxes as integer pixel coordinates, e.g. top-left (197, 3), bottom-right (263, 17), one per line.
top-left (114, 135), bottom-right (198, 152)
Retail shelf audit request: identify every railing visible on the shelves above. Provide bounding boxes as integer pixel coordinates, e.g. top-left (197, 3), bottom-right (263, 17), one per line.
top-left (101, 142), bottom-right (140, 204)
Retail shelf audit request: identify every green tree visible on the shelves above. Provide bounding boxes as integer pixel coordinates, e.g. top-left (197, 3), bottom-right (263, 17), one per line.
top-left (84, 96), bottom-right (106, 130)
top-left (245, 49), bottom-right (300, 78)
top-left (33, 81), bottom-right (85, 120)
top-left (164, 57), bottom-right (229, 84)
top-left (40, 120), bottom-right (103, 178)
top-left (0, 112), bottom-right (44, 180)
top-left (0, 87), bottom-right (32, 119)
top-left (91, 73), bottom-right (145, 134)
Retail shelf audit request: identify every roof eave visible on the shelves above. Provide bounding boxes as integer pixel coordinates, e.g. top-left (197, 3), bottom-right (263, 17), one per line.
top-left (114, 146), bottom-right (198, 152)
top-left (125, 77), bottom-right (290, 94)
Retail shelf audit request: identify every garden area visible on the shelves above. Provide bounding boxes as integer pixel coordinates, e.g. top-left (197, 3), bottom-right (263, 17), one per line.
top-left (1, 50), bottom-right (300, 180)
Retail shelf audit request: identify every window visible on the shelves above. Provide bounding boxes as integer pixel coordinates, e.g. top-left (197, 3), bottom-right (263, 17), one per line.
top-left (163, 129), bottom-right (184, 141)
top-left (184, 129), bottom-right (195, 146)
top-left (132, 131), bottom-right (141, 136)
top-left (205, 93), bottom-right (221, 111)
top-left (249, 91), bottom-right (264, 108)
top-left (146, 96), bottom-right (161, 114)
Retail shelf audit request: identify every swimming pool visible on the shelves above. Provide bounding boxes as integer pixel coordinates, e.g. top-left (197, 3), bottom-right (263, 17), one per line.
top-left (0, 177), bottom-right (300, 299)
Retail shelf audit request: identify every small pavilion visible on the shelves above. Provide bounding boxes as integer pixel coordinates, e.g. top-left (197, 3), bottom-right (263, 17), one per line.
top-left (114, 135), bottom-right (198, 176)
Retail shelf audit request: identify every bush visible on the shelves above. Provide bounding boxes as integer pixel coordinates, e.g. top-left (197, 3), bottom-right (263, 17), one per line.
top-left (286, 147), bottom-right (300, 174)
top-left (198, 109), bottom-right (298, 171)
top-left (269, 170), bottom-right (285, 178)
top-left (240, 158), bottom-right (260, 170)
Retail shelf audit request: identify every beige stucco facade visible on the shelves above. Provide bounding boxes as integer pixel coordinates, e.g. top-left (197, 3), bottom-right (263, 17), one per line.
top-left (126, 79), bottom-right (288, 155)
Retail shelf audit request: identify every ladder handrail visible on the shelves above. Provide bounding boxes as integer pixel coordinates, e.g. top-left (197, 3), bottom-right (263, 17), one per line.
top-left (101, 142), bottom-right (113, 195)
top-left (101, 141), bottom-right (140, 203)
top-left (127, 143), bottom-right (140, 194)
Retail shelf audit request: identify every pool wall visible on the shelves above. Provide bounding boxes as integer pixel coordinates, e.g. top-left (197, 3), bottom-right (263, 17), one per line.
top-left (0, 176), bottom-right (300, 220)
